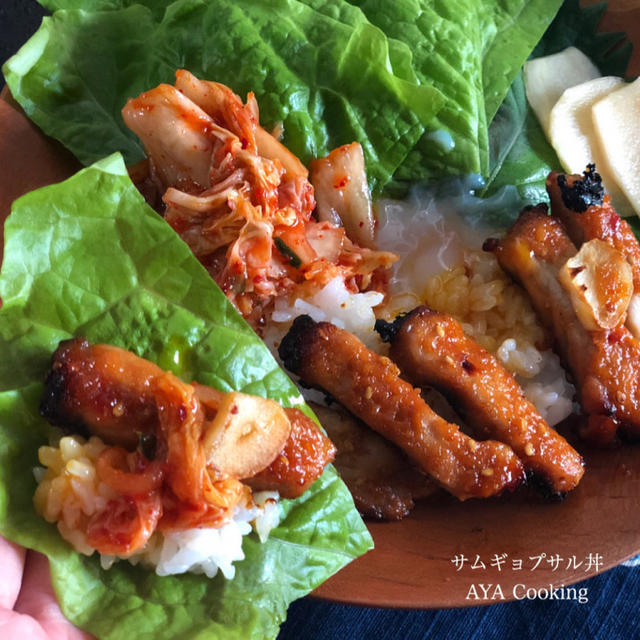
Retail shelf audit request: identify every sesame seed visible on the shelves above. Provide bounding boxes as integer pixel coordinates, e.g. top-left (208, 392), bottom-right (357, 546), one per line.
top-left (468, 440), bottom-right (478, 452)
top-left (524, 443), bottom-right (535, 456)
top-left (365, 386), bottom-right (373, 400)
top-left (481, 468), bottom-right (494, 477)
top-left (112, 403), bottom-right (124, 417)
top-left (445, 355), bottom-right (455, 366)
top-left (519, 418), bottom-right (528, 432)
top-left (436, 325), bottom-right (445, 338)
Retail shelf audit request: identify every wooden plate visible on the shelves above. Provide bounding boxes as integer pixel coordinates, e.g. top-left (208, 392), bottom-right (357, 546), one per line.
top-left (1, 0), bottom-right (640, 610)
top-left (315, 0), bottom-right (640, 607)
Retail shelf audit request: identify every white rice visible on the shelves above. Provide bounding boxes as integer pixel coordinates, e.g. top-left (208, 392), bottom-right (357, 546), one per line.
top-left (262, 187), bottom-right (575, 426)
top-left (270, 276), bottom-right (383, 347)
top-left (34, 436), bottom-right (281, 580)
top-left (100, 490), bottom-right (280, 580)
top-left (373, 187), bottom-right (575, 426)
top-left (263, 276), bottom-right (385, 363)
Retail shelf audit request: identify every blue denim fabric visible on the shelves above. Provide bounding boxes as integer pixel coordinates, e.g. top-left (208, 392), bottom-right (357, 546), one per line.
top-left (279, 564), bottom-right (640, 640)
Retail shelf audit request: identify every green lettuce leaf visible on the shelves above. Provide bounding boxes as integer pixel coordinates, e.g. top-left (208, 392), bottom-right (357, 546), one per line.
top-left (6, 0), bottom-right (565, 197)
top-left (482, 0), bottom-right (634, 203)
top-left (479, 0), bottom-right (563, 124)
top-left (348, 0), bottom-right (562, 190)
top-left (3, 0), bottom-right (445, 197)
top-left (39, 0), bottom-right (166, 14)
top-left (0, 154), bottom-right (373, 640)
top-left (480, 71), bottom-right (559, 203)
top-left (345, 0), bottom-right (488, 186)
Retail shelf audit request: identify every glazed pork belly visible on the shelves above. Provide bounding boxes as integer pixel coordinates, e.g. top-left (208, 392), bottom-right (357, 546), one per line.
top-left (376, 306), bottom-right (584, 495)
top-left (310, 402), bottom-right (439, 520)
top-left (40, 338), bottom-right (334, 499)
top-left (279, 315), bottom-right (525, 501)
top-left (487, 204), bottom-right (640, 444)
top-left (40, 339), bottom-right (162, 449)
top-left (244, 406), bottom-right (337, 499)
top-left (546, 166), bottom-right (640, 338)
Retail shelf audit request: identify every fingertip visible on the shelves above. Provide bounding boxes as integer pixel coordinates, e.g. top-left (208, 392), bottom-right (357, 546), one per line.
top-left (16, 551), bottom-right (95, 640)
top-left (0, 536), bottom-right (26, 609)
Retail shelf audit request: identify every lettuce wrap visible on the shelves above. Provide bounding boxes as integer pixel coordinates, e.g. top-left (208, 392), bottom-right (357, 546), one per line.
top-left (0, 154), bottom-right (373, 640)
top-left (3, 0), bottom-right (564, 197)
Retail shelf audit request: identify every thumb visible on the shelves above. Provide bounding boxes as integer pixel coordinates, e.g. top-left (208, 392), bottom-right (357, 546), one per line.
top-left (14, 551), bottom-right (95, 640)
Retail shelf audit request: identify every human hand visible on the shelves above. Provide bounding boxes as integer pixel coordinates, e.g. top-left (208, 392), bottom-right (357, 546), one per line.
top-left (0, 535), bottom-right (94, 640)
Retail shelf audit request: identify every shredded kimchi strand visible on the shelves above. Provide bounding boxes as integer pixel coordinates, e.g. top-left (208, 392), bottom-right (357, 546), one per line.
top-left (123, 71), bottom-right (395, 328)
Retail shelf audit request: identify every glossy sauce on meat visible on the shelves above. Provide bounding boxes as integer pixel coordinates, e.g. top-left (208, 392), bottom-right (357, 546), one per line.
top-left (383, 306), bottom-right (583, 495)
top-left (279, 315), bottom-right (525, 500)
top-left (40, 338), bottom-right (161, 448)
top-left (490, 205), bottom-right (640, 444)
top-left (548, 171), bottom-right (640, 290)
top-left (40, 339), bottom-right (335, 553)
top-left (246, 408), bottom-right (336, 498)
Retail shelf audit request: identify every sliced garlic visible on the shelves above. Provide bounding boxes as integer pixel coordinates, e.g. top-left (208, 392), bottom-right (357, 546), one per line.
top-left (625, 293), bottom-right (640, 339)
top-left (203, 392), bottom-right (291, 479)
top-left (558, 238), bottom-right (633, 331)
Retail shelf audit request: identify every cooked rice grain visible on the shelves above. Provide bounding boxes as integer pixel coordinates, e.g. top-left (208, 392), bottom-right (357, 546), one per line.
top-left (34, 435), bottom-right (281, 578)
top-left (423, 251), bottom-right (546, 369)
top-left (420, 251), bottom-right (575, 425)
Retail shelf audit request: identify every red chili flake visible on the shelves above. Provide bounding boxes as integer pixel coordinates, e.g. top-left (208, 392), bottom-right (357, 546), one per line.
top-left (608, 329), bottom-right (624, 344)
top-left (230, 405), bottom-right (239, 415)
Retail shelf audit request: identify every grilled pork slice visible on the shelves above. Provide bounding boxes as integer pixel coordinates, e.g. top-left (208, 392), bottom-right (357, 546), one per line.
top-left (310, 402), bottom-right (439, 520)
top-left (40, 338), bottom-right (334, 496)
top-left (40, 338), bottom-right (162, 449)
top-left (245, 407), bottom-right (336, 499)
top-left (279, 316), bottom-right (525, 501)
top-left (546, 167), bottom-right (640, 337)
top-left (377, 307), bottom-right (584, 495)
top-left (488, 205), bottom-right (640, 444)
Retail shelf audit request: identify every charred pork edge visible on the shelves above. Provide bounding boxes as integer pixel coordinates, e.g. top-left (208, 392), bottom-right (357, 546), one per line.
top-left (40, 337), bottom-right (91, 437)
top-left (278, 314), bottom-right (317, 374)
top-left (556, 164), bottom-right (604, 213)
top-left (526, 469), bottom-right (567, 502)
top-left (377, 305), bottom-right (581, 500)
top-left (375, 313), bottom-right (410, 343)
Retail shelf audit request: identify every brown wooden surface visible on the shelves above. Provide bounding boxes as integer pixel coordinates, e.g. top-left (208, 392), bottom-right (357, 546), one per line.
top-left (1, 1), bottom-right (640, 611)
top-left (583, 0), bottom-right (640, 78)
top-left (0, 86), bottom-right (79, 261)
top-left (314, 441), bottom-right (640, 608)
top-left (320, 0), bottom-right (640, 607)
